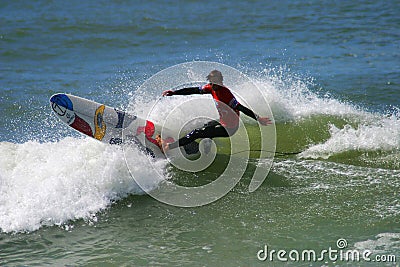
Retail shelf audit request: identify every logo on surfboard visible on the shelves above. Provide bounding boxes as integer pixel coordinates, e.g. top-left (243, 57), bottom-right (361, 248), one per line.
top-left (94, 105), bottom-right (106, 141)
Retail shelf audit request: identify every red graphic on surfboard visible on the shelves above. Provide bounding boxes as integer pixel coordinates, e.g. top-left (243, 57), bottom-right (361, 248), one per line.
top-left (70, 115), bottom-right (93, 137)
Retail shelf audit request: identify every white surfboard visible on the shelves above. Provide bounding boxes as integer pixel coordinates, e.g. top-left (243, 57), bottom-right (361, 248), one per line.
top-left (49, 93), bottom-right (191, 158)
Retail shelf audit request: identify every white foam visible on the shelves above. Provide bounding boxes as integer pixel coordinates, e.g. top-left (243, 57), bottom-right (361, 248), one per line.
top-left (300, 116), bottom-right (400, 159)
top-left (0, 137), bottom-right (166, 233)
top-left (250, 68), bottom-right (365, 121)
top-left (245, 67), bottom-right (400, 159)
top-left (354, 233), bottom-right (400, 255)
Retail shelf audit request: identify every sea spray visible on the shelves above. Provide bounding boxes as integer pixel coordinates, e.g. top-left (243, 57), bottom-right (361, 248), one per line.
top-left (0, 137), bottom-right (166, 233)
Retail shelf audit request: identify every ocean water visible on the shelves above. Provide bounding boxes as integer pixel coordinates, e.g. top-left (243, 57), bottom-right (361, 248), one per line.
top-left (1, 0), bottom-right (399, 266)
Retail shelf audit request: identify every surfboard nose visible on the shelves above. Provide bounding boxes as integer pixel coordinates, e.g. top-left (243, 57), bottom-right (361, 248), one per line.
top-left (50, 93), bottom-right (74, 110)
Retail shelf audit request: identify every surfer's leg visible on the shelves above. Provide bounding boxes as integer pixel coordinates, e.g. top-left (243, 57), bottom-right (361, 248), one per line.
top-left (168, 121), bottom-right (229, 149)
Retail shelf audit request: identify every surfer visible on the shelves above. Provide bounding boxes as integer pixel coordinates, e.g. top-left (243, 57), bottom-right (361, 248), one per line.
top-left (161, 70), bottom-right (272, 152)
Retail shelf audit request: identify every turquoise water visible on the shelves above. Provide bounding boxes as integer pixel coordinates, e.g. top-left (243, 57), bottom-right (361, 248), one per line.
top-left (1, 0), bottom-right (399, 266)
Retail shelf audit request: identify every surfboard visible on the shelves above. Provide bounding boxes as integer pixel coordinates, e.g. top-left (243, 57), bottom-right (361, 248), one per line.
top-left (49, 93), bottom-right (196, 158)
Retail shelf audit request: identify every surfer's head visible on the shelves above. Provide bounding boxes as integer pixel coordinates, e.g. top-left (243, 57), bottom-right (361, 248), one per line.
top-left (207, 70), bottom-right (223, 86)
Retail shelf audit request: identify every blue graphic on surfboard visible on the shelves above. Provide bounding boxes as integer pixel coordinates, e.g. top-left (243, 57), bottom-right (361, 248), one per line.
top-left (50, 93), bottom-right (184, 158)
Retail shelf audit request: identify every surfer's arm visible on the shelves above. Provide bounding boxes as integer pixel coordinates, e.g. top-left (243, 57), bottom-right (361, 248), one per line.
top-left (236, 103), bottom-right (259, 120)
top-left (162, 87), bottom-right (203, 96)
top-left (237, 103), bottom-right (272, 126)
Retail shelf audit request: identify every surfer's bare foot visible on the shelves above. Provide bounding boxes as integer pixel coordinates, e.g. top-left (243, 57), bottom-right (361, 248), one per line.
top-left (155, 134), bottom-right (162, 147)
top-left (162, 143), bottom-right (169, 153)
top-left (156, 134), bottom-right (169, 154)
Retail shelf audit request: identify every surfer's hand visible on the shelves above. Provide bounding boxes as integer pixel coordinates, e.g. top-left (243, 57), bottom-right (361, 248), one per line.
top-left (258, 117), bottom-right (273, 126)
top-left (162, 90), bottom-right (174, 96)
